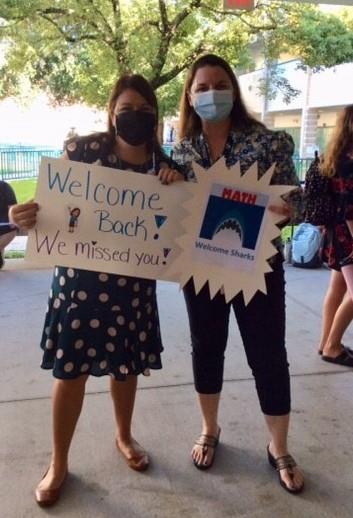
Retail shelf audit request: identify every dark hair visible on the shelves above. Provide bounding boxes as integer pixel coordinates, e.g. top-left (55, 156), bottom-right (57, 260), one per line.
top-left (70, 207), bottom-right (81, 216)
top-left (178, 54), bottom-right (263, 140)
top-left (106, 74), bottom-right (161, 153)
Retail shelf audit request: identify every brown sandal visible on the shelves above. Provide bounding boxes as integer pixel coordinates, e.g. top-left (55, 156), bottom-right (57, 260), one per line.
top-left (192, 428), bottom-right (221, 470)
top-left (267, 445), bottom-right (304, 494)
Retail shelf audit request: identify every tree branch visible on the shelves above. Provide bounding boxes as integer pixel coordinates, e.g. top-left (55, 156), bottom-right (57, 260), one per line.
top-left (151, 42), bottom-right (205, 89)
top-left (170, 0), bottom-right (202, 31)
top-left (150, 0), bottom-right (172, 78)
top-left (39, 14), bottom-right (100, 43)
top-left (158, 0), bottom-right (169, 32)
top-left (84, 0), bottom-right (115, 40)
top-left (200, 2), bottom-right (278, 32)
top-left (150, 0), bottom-right (204, 87)
top-left (110, 0), bottom-right (118, 15)
top-left (108, 0), bottom-right (129, 67)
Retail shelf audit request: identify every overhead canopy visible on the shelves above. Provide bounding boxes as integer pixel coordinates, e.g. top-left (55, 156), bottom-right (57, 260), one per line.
top-left (282, 1), bottom-right (352, 4)
top-left (223, 0), bottom-right (254, 8)
top-left (223, 1), bottom-right (352, 9)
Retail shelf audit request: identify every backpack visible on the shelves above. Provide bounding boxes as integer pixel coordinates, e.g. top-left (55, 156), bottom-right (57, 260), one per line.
top-left (291, 223), bottom-right (322, 268)
top-left (304, 159), bottom-right (336, 226)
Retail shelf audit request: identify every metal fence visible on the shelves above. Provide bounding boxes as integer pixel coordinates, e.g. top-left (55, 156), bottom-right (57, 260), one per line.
top-left (294, 158), bottom-right (313, 183)
top-left (0, 146), bottom-right (312, 183)
top-left (0, 147), bottom-right (62, 180)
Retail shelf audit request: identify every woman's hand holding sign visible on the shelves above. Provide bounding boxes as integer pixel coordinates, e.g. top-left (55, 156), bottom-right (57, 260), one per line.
top-left (9, 201), bottom-right (39, 230)
top-left (158, 163), bottom-right (184, 185)
top-left (268, 200), bottom-right (292, 225)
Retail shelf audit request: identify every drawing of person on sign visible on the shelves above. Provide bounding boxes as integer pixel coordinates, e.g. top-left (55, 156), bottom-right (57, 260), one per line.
top-left (68, 207), bottom-right (81, 233)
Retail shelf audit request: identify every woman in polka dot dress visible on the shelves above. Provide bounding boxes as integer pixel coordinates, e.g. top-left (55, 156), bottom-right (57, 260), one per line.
top-left (9, 74), bottom-right (184, 507)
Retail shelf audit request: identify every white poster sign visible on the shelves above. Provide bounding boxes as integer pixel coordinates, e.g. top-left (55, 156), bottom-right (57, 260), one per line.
top-left (25, 157), bottom-right (189, 281)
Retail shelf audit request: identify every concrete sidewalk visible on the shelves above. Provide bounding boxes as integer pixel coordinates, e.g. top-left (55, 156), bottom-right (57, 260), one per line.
top-left (4, 235), bottom-right (27, 253)
top-left (1, 262), bottom-right (353, 517)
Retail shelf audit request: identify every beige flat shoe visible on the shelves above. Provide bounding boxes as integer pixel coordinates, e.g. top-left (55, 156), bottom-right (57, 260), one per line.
top-left (35, 469), bottom-right (68, 507)
top-left (115, 438), bottom-right (149, 472)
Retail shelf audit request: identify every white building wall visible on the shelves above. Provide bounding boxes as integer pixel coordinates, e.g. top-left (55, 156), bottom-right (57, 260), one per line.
top-left (238, 69), bottom-right (264, 114)
top-left (239, 60), bottom-right (353, 114)
top-left (317, 111), bottom-right (337, 126)
top-left (273, 113), bottom-right (301, 128)
top-left (239, 60), bottom-right (353, 156)
top-left (309, 63), bottom-right (353, 108)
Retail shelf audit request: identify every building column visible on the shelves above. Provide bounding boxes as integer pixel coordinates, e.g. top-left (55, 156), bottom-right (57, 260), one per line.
top-left (261, 111), bottom-right (275, 129)
top-left (299, 67), bottom-right (318, 158)
top-left (300, 107), bottom-right (319, 158)
top-left (260, 64), bottom-right (275, 129)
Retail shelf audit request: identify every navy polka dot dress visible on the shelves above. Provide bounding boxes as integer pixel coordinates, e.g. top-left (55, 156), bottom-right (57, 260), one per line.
top-left (40, 133), bottom-right (177, 380)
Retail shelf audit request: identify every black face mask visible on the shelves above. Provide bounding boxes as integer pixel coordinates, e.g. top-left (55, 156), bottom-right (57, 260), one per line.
top-left (115, 111), bottom-right (156, 146)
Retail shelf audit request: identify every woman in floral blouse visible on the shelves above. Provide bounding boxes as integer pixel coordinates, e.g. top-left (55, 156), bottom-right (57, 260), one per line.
top-left (172, 54), bottom-right (304, 494)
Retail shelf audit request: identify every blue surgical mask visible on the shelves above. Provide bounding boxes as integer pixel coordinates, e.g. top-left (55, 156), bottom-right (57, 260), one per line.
top-left (192, 89), bottom-right (233, 122)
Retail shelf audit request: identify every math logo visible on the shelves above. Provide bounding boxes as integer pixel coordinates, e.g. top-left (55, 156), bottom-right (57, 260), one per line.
top-left (199, 186), bottom-right (267, 251)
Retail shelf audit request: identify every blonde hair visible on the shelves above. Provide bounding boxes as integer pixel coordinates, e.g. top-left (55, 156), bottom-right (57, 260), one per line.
top-left (321, 105), bottom-right (353, 177)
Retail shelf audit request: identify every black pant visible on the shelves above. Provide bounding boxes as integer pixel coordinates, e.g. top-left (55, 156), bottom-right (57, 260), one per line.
top-left (183, 254), bottom-right (290, 416)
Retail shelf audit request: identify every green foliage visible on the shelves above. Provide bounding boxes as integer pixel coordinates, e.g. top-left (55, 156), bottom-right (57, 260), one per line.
top-left (4, 250), bottom-right (25, 259)
top-left (1, 0), bottom-right (353, 115)
top-left (281, 225), bottom-right (297, 242)
top-left (265, 3), bottom-right (353, 69)
top-left (9, 179), bottom-right (37, 203)
top-left (258, 61), bottom-right (301, 105)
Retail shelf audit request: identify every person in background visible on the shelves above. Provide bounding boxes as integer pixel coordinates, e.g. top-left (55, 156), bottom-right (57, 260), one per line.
top-left (65, 127), bottom-right (78, 141)
top-left (172, 54), bottom-right (304, 494)
top-left (304, 150), bottom-right (353, 362)
top-left (320, 105), bottom-right (353, 367)
top-left (0, 180), bottom-right (17, 269)
top-left (9, 74), bottom-right (184, 507)
top-left (318, 271), bottom-right (353, 362)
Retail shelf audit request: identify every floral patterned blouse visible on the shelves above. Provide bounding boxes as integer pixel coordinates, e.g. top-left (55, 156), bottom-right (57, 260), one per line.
top-left (172, 126), bottom-right (303, 253)
top-left (173, 127), bottom-right (297, 180)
